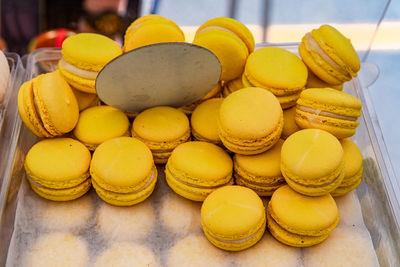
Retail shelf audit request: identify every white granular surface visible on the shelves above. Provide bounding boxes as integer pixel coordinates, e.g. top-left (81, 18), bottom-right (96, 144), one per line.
top-left (23, 232), bottom-right (89, 267)
top-left (335, 191), bottom-right (365, 228)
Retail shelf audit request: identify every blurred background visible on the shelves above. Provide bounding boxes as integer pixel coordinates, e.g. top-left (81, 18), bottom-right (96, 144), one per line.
top-left (0, 0), bottom-right (400, 176)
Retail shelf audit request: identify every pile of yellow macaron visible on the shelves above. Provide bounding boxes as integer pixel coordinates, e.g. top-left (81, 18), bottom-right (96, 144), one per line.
top-left (18, 14), bottom-right (366, 253)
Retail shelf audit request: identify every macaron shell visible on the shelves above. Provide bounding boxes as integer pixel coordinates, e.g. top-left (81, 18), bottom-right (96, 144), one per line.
top-left (71, 87), bottom-right (98, 111)
top-left (73, 105), bottom-right (130, 150)
top-left (24, 138), bottom-right (91, 189)
top-left (267, 209), bottom-right (329, 247)
top-left (58, 62), bottom-right (96, 94)
top-left (196, 17), bottom-right (255, 53)
top-left (33, 71), bottom-right (79, 135)
top-left (331, 174), bottom-right (362, 197)
top-left (92, 167), bottom-right (157, 206)
top-left (244, 47), bottom-right (307, 94)
top-left (281, 129), bottom-right (343, 181)
top-left (306, 69), bottom-right (343, 90)
top-left (29, 177), bottom-right (91, 201)
top-left (61, 33), bottom-right (122, 71)
top-left (191, 98), bottom-right (224, 144)
top-left (340, 138), bottom-right (363, 178)
top-left (193, 29), bottom-right (248, 82)
top-left (124, 20), bottom-right (185, 52)
top-left (282, 107), bottom-right (301, 139)
top-left (166, 141), bottom-right (233, 187)
top-left (17, 80), bottom-right (52, 138)
top-left (313, 25), bottom-right (360, 75)
top-left (299, 42), bottom-right (343, 85)
top-left (90, 137), bottom-right (154, 193)
top-left (269, 185), bottom-right (339, 236)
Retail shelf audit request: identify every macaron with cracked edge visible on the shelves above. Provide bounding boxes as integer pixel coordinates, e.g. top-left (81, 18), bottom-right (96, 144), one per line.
top-left (303, 227), bottom-right (379, 267)
top-left (165, 141), bottom-right (233, 201)
top-left (191, 98), bottom-right (224, 145)
top-left (179, 82), bottom-right (222, 115)
top-left (93, 242), bottom-right (158, 267)
top-left (218, 87), bottom-right (283, 155)
top-left (73, 105), bottom-right (130, 151)
top-left (193, 17), bottom-right (253, 82)
top-left (24, 232), bottom-right (89, 267)
top-left (331, 138), bottom-right (363, 197)
top-left (201, 185), bottom-right (266, 251)
top-left (90, 137), bottom-right (157, 206)
top-left (267, 185), bottom-right (339, 247)
top-left (299, 24), bottom-right (360, 85)
top-left (58, 33), bottom-right (122, 94)
top-left (234, 139), bottom-right (285, 196)
top-left (307, 69), bottom-right (343, 90)
top-left (243, 47), bottom-right (308, 109)
top-left (222, 76), bottom-right (244, 97)
top-left (24, 138), bottom-right (91, 201)
top-left (17, 71), bottom-right (79, 138)
top-left (282, 107), bottom-right (301, 139)
top-left (281, 129), bottom-right (344, 196)
top-left (167, 234), bottom-right (230, 267)
top-left (123, 15), bottom-right (184, 52)
top-left (295, 88), bottom-right (362, 138)
top-left (132, 106), bottom-right (190, 164)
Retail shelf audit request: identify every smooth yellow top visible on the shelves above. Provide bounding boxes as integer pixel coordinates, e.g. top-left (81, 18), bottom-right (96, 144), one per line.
top-left (270, 185), bottom-right (338, 232)
top-left (299, 88), bottom-right (362, 111)
top-left (25, 138), bottom-right (91, 182)
top-left (132, 106), bottom-right (189, 142)
top-left (235, 139), bottom-right (284, 177)
top-left (34, 71), bottom-right (79, 134)
top-left (168, 141), bottom-right (232, 183)
top-left (282, 107), bottom-right (301, 139)
top-left (201, 185), bottom-right (265, 235)
top-left (196, 17), bottom-right (255, 53)
top-left (341, 138), bottom-right (363, 178)
top-left (219, 87), bottom-right (282, 139)
top-left (281, 129), bottom-right (343, 179)
top-left (62, 33), bottom-right (122, 71)
top-left (191, 98), bottom-right (223, 142)
top-left (73, 106), bottom-right (129, 146)
top-left (313, 25), bottom-right (360, 74)
top-left (91, 137), bottom-right (153, 187)
top-left (245, 47), bottom-right (307, 89)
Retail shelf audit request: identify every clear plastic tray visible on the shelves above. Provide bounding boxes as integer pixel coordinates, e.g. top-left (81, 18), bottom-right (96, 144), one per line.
top-left (0, 46), bottom-right (399, 266)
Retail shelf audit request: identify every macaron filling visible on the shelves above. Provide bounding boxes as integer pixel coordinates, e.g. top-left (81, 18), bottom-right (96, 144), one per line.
top-left (60, 58), bottom-right (98, 80)
top-left (304, 33), bottom-right (350, 78)
top-left (284, 167), bottom-right (344, 189)
top-left (296, 105), bottom-right (358, 121)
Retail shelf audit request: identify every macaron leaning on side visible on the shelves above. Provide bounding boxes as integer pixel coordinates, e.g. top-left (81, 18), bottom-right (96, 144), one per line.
top-left (24, 138), bottom-right (91, 201)
top-left (17, 70), bottom-right (79, 138)
top-left (58, 33), bottom-right (122, 94)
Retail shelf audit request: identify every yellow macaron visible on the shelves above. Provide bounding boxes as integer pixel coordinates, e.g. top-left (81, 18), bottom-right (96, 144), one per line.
top-left (201, 185), bottom-right (266, 251)
top-left (299, 24), bottom-right (360, 85)
top-left (90, 137), bottom-right (157, 206)
top-left (267, 185), bottom-right (339, 247)
top-left (218, 87), bottom-right (283, 155)
top-left (282, 107), bottom-right (301, 139)
top-left (281, 129), bottom-right (344, 196)
top-left (234, 139), bottom-right (285, 196)
top-left (193, 17), bottom-right (253, 82)
top-left (306, 69), bottom-right (343, 90)
top-left (165, 141), bottom-right (233, 201)
top-left (123, 15), bottom-right (185, 52)
top-left (179, 82), bottom-right (222, 115)
top-left (295, 87), bottom-right (362, 138)
top-left (191, 98), bottom-right (224, 145)
top-left (243, 47), bottom-right (308, 109)
top-left (73, 105), bottom-right (130, 151)
top-left (17, 71), bottom-right (79, 138)
top-left (331, 138), bottom-right (363, 197)
top-left (222, 76), bottom-right (244, 97)
top-left (71, 87), bottom-right (99, 111)
top-left (58, 33), bottom-right (122, 94)
top-left (132, 106), bottom-right (190, 164)
top-left (24, 138), bottom-right (91, 201)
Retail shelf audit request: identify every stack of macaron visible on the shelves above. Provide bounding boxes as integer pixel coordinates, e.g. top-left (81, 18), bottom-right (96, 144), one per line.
top-left (17, 15), bottom-right (369, 256)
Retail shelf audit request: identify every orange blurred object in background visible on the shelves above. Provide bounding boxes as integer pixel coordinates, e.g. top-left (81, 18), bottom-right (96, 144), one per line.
top-left (28, 28), bottom-right (76, 52)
